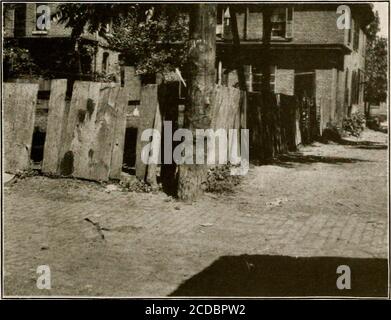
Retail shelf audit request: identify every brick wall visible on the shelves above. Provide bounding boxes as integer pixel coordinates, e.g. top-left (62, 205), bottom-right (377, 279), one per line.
top-left (292, 8), bottom-right (345, 44)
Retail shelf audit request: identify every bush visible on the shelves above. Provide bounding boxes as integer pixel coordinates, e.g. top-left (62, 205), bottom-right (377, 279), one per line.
top-left (321, 122), bottom-right (342, 142)
top-left (205, 165), bottom-right (242, 194)
top-left (342, 112), bottom-right (366, 137)
top-left (3, 46), bottom-right (39, 78)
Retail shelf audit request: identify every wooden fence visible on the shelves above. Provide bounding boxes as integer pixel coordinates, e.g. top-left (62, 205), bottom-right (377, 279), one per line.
top-left (247, 92), bottom-right (300, 162)
top-left (4, 83), bottom-right (39, 173)
top-left (4, 77), bottom-right (302, 181)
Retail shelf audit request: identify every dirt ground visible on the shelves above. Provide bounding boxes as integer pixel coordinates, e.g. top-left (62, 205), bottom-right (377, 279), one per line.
top-left (3, 129), bottom-right (388, 297)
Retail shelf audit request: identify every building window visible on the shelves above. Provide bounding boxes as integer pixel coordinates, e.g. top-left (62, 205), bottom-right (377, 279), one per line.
top-left (344, 68), bottom-right (350, 105)
top-left (102, 52), bottom-right (109, 73)
top-left (351, 69), bottom-right (363, 105)
top-left (14, 4), bottom-right (27, 37)
top-left (271, 7), bottom-right (293, 39)
top-left (347, 15), bottom-right (352, 46)
top-left (353, 19), bottom-right (360, 51)
top-left (252, 65), bottom-right (276, 93)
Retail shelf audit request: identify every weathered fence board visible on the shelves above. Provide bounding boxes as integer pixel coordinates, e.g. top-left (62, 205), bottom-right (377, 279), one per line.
top-left (123, 66), bottom-right (142, 101)
top-left (109, 88), bottom-right (128, 180)
top-left (248, 91), bottom-right (299, 161)
top-left (4, 83), bottom-right (39, 173)
top-left (59, 81), bottom-right (91, 176)
top-left (54, 81), bottom-right (127, 181)
top-left (77, 83), bottom-right (119, 181)
top-left (146, 104), bottom-right (162, 185)
top-left (135, 85), bottom-right (159, 180)
top-left (42, 79), bottom-right (68, 174)
top-left (212, 86), bottom-right (241, 131)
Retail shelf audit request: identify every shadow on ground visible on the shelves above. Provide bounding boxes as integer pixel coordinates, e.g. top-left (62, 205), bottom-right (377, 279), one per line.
top-left (273, 153), bottom-right (369, 168)
top-left (170, 255), bottom-right (388, 297)
top-left (339, 139), bottom-right (388, 150)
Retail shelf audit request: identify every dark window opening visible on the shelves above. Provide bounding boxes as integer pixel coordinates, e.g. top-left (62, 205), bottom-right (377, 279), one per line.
top-left (102, 52), bottom-right (109, 73)
top-left (31, 128), bottom-right (46, 163)
top-left (271, 7), bottom-right (293, 39)
top-left (122, 127), bottom-right (138, 174)
top-left (271, 8), bottom-right (286, 38)
top-left (353, 19), bottom-right (360, 51)
top-left (14, 4), bottom-right (27, 37)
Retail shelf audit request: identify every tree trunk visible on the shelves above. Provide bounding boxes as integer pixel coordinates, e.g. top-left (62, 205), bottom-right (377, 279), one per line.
top-left (177, 4), bottom-right (217, 201)
top-left (229, 5), bottom-right (247, 92)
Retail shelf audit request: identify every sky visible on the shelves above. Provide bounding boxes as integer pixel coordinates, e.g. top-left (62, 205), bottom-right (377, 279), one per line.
top-left (373, 2), bottom-right (389, 38)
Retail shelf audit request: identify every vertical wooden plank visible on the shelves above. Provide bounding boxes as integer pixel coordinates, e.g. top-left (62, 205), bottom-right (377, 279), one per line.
top-left (135, 85), bottom-right (159, 180)
top-left (109, 87), bottom-right (128, 180)
top-left (124, 66), bottom-right (142, 101)
top-left (4, 83), bottom-right (38, 173)
top-left (218, 61), bottom-right (222, 85)
top-left (3, 84), bottom-right (16, 173)
top-left (71, 82), bottom-right (121, 182)
top-left (58, 81), bottom-right (91, 176)
top-left (275, 69), bottom-right (295, 96)
top-left (68, 82), bottom-right (102, 179)
top-left (146, 104), bottom-right (162, 185)
top-left (228, 88), bottom-right (241, 156)
top-left (240, 90), bottom-right (247, 129)
top-left (42, 79), bottom-right (68, 174)
top-left (87, 83), bottom-right (119, 181)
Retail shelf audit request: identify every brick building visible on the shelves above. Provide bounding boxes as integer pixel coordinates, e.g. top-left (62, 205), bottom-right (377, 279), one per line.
top-left (3, 3), bottom-right (120, 80)
top-left (216, 3), bottom-right (374, 132)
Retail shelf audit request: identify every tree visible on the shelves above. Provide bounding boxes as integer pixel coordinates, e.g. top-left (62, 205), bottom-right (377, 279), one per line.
top-left (108, 11), bottom-right (189, 75)
top-left (57, 3), bottom-right (217, 201)
top-left (364, 11), bottom-right (387, 117)
top-left (177, 4), bottom-right (217, 201)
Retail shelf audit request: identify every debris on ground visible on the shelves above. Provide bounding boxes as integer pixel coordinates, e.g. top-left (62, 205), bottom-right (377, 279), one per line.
top-left (200, 223), bottom-right (214, 227)
top-left (105, 184), bottom-right (120, 193)
top-left (205, 164), bottom-right (242, 194)
top-left (266, 197), bottom-right (289, 208)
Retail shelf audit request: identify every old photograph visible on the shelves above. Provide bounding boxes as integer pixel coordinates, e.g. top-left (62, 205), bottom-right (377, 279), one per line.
top-left (1, 1), bottom-right (389, 299)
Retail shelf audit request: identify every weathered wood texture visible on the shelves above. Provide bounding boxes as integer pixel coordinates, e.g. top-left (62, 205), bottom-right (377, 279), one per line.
top-left (135, 85), bottom-right (159, 180)
top-left (145, 102), bottom-right (162, 185)
top-left (212, 85), bottom-right (241, 131)
top-left (248, 92), bottom-right (299, 162)
top-left (42, 79), bottom-right (68, 174)
top-left (4, 83), bottom-right (39, 173)
top-left (275, 69), bottom-right (295, 96)
top-left (109, 88), bottom-right (128, 180)
top-left (177, 4), bottom-right (217, 201)
top-left (123, 66), bottom-right (142, 101)
top-left (55, 81), bottom-right (127, 181)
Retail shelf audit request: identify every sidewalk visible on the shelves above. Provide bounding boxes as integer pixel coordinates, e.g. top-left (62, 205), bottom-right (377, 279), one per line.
top-left (3, 130), bottom-right (388, 296)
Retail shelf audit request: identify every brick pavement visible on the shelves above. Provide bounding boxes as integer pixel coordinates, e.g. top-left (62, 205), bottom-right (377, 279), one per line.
top-left (3, 130), bottom-right (388, 296)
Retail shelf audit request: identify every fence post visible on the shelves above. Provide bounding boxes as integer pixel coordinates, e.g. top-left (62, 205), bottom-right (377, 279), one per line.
top-left (42, 79), bottom-right (68, 175)
top-left (4, 83), bottom-right (39, 173)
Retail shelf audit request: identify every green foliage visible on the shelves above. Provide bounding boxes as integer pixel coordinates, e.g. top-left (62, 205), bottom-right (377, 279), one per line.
top-left (342, 112), bottom-right (366, 137)
top-left (365, 37), bottom-right (388, 106)
top-left (3, 45), bottom-right (39, 78)
top-left (56, 4), bottom-right (190, 75)
top-left (109, 12), bottom-right (189, 74)
top-left (365, 11), bottom-right (388, 106)
top-left (205, 165), bottom-right (242, 194)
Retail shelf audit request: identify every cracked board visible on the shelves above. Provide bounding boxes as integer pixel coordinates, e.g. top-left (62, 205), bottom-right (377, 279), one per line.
top-left (3, 83), bottom-right (39, 173)
top-left (58, 81), bottom-right (127, 181)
